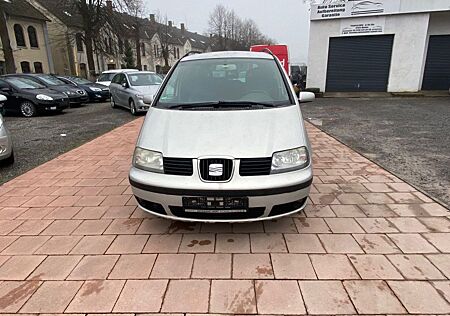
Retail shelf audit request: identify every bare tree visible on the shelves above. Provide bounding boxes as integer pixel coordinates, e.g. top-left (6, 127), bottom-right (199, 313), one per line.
top-left (154, 14), bottom-right (176, 71)
top-left (208, 5), bottom-right (275, 51)
top-left (0, 2), bottom-right (15, 73)
top-left (125, 0), bottom-right (146, 70)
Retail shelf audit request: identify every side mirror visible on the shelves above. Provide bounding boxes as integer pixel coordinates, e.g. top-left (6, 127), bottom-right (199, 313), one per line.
top-left (143, 95), bottom-right (153, 105)
top-left (299, 91), bottom-right (315, 103)
top-left (122, 82), bottom-right (128, 88)
top-left (1, 87), bottom-right (12, 93)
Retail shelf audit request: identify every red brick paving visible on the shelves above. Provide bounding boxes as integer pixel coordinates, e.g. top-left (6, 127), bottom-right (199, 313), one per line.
top-left (0, 118), bottom-right (449, 315)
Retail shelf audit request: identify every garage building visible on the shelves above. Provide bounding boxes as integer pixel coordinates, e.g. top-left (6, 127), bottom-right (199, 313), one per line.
top-left (307, 0), bottom-right (450, 93)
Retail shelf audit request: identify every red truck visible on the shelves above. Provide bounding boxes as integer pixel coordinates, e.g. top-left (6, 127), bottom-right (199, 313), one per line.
top-left (250, 44), bottom-right (290, 76)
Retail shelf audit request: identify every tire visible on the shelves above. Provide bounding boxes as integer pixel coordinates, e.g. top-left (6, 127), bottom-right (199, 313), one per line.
top-left (20, 101), bottom-right (37, 117)
top-left (130, 99), bottom-right (137, 116)
top-left (110, 96), bottom-right (116, 108)
top-left (1, 150), bottom-right (14, 166)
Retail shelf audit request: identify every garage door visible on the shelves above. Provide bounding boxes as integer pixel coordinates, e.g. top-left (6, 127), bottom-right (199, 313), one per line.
top-left (326, 35), bottom-right (394, 92)
top-left (422, 35), bottom-right (450, 90)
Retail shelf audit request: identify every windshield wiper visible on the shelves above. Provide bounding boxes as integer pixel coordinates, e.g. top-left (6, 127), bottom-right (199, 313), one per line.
top-left (167, 101), bottom-right (278, 110)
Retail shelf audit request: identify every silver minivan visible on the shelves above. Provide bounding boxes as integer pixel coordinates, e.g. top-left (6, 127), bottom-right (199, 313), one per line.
top-left (109, 71), bottom-right (162, 115)
top-left (129, 51), bottom-right (314, 222)
top-left (0, 94), bottom-right (14, 164)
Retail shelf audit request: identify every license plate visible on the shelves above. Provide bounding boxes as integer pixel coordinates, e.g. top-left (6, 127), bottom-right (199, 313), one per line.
top-left (185, 209), bottom-right (247, 214)
top-left (50, 106), bottom-right (57, 110)
top-left (183, 196), bottom-right (248, 209)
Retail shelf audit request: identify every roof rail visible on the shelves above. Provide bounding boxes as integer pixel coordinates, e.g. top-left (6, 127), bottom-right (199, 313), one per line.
top-left (181, 50), bottom-right (203, 59)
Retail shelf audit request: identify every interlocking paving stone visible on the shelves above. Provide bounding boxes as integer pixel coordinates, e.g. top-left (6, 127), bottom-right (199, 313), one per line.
top-left (0, 119), bottom-right (448, 315)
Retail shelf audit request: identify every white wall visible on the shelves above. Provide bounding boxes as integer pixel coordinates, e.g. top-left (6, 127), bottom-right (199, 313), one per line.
top-left (306, 10), bottom-right (450, 92)
top-left (387, 13), bottom-right (429, 92)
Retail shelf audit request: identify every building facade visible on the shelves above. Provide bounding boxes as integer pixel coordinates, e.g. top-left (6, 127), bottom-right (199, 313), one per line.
top-left (307, 0), bottom-right (450, 92)
top-left (0, 0), bottom-right (53, 74)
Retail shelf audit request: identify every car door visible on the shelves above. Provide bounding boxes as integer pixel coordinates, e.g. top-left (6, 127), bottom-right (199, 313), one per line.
top-left (109, 74), bottom-right (121, 105)
top-left (118, 74), bottom-right (130, 106)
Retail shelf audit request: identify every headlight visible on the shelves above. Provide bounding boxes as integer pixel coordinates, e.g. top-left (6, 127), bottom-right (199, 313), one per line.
top-left (36, 94), bottom-right (54, 101)
top-left (133, 147), bottom-right (163, 173)
top-left (136, 94), bottom-right (144, 100)
top-left (66, 91), bottom-right (75, 95)
top-left (90, 87), bottom-right (102, 92)
top-left (271, 147), bottom-right (309, 173)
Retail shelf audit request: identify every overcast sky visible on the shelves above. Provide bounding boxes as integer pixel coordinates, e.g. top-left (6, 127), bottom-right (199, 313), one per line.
top-left (145, 0), bottom-right (312, 64)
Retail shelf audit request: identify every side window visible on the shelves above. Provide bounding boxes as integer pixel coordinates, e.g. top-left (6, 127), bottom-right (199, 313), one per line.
top-left (111, 74), bottom-right (120, 84)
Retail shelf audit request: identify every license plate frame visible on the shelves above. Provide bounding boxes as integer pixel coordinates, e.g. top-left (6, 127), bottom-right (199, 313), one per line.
top-left (182, 196), bottom-right (249, 210)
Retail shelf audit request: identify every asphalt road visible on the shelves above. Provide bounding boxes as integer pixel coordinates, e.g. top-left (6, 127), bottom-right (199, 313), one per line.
top-left (301, 96), bottom-right (450, 207)
top-left (0, 102), bottom-right (139, 184)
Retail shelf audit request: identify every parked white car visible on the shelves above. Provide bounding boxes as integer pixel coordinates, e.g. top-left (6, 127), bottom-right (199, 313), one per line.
top-left (0, 94), bottom-right (14, 165)
top-left (109, 71), bottom-right (163, 115)
top-left (96, 69), bottom-right (137, 87)
top-left (129, 51), bottom-right (315, 222)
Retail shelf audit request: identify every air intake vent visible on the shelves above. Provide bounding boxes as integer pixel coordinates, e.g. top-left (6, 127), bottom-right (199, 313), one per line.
top-left (163, 157), bottom-right (193, 176)
top-left (239, 157), bottom-right (272, 176)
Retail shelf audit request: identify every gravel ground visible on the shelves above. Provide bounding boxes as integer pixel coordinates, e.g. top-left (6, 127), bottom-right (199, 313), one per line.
top-left (0, 102), bottom-right (139, 184)
top-left (301, 96), bottom-right (450, 207)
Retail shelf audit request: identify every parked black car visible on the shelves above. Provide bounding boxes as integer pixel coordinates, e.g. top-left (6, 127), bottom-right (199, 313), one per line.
top-left (0, 77), bottom-right (69, 117)
top-left (2, 74), bottom-right (88, 106)
top-left (57, 76), bottom-right (110, 102)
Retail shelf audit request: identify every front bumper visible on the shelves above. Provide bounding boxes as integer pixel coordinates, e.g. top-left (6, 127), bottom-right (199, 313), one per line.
top-left (136, 99), bottom-right (150, 112)
top-left (0, 127), bottom-right (13, 161)
top-left (68, 95), bottom-right (89, 104)
top-left (36, 98), bottom-right (70, 111)
top-left (88, 90), bottom-right (110, 101)
top-left (129, 163), bottom-right (313, 223)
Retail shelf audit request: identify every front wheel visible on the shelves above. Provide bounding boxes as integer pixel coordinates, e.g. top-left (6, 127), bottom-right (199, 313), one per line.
top-left (20, 101), bottom-right (37, 117)
top-left (1, 150), bottom-right (14, 166)
top-left (130, 99), bottom-right (137, 116)
top-left (110, 96), bottom-right (116, 108)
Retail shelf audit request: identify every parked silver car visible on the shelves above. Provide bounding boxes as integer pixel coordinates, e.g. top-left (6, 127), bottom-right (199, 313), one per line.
top-left (109, 71), bottom-right (163, 115)
top-left (129, 51), bottom-right (315, 222)
top-left (0, 94), bottom-right (14, 164)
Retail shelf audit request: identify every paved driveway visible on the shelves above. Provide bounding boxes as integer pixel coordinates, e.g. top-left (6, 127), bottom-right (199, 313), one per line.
top-left (301, 97), bottom-right (450, 207)
top-left (1, 102), bottom-right (137, 185)
top-left (0, 118), bottom-right (448, 315)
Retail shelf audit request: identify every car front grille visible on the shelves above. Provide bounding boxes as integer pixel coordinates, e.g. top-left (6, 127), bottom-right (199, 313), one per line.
top-left (239, 157), bottom-right (272, 176)
top-left (163, 157), bottom-right (193, 176)
top-left (199, 158), bottom-right (233, 182)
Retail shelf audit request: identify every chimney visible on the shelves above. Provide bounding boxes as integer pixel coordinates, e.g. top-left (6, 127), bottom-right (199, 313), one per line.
top-left (149, 14), bottom-right (155, 23)
top-left (180, 23), bottom-right (185, 33)
top-left (168, 20), bottom-right (172, 27)
top-left (106, 0), bottom-right (112, 12)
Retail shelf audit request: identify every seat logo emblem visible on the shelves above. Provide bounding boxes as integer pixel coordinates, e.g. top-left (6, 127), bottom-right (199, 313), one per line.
top-left (209, 164), bottom-right (223, 176)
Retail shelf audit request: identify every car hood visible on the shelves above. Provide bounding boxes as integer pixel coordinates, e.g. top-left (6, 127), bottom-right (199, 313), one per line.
top-left (131, 85), bottom-right (160, 96)
top-left (85, 83), bottom-right (109, 90)
top-left (48, 85), bottom-right (81, 93)
top-left (137, 105), bottom-right (309, 158)
top-left (97, 81), bottom-right (111, 87)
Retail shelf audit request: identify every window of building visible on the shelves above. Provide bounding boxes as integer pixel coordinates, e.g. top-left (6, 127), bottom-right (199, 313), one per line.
top-left (76, 33), bottom-right (83, 52)
top-left (143, 65), bottom-right (147, 71)
top-left (177, 47), bottom-right (180, 59)
top-left (79, 63), bottom-right (87, 78)
top-left (141, 43), bottom-right (145, 56)
top-left (27, 26), bottom-right (39, 48)
top-left (33, 62), bottom-right (43, 73)
top-left (173, 47), bottom-right (176, 58)
top-left (118, 39), bottom-right (123, 54)
top-left (20, 61), bottom-right (31, 73)
top-left (0, 61), bottom-right (5, 75)
top-left (14, 24), bottom-right (26, 47)
top-left (154, 44), bottom-right (157, 57)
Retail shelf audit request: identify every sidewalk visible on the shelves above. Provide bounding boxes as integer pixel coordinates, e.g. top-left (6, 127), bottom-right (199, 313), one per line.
top-left (0, 118), bottom-right (449, 315)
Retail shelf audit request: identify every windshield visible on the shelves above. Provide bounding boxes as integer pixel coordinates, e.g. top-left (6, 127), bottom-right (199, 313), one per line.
top-left (4, 77), bottom-right (45, 89)
top-left (156, 58), bottom-right (292, 108)
top-left (128, 73), bottom-right (162, 86)
top-left (98, 73), bottom-right (116, 82)
top-left (70, 77), bottom-right (92, 84)
top-left (38, 75), bottom-right (66, 86)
